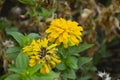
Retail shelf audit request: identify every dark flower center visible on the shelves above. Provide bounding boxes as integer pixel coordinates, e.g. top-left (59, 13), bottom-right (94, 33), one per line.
top-left (40, 47), bottom-right (47, 58)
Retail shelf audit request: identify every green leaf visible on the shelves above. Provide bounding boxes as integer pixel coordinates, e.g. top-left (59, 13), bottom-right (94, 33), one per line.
top-left (38, 71), bottom-right (58, 80)
top-left (9, 67), bottom-right (23, 74)
top-left (29, 64), bottom-right (42, 75)
top-left (28, 75), bottom-right (40, 80)
top-left (40, 8), bottom-right (52, 19)
top-left (4, 74), bottom-right (20, 80)
top-left (78, 57), bottom-right (92, 67)
top-left (7, 32), bottom-right (24, 47)
top-left (65, 56), bottom-right (78, 69)
top-left (0, 73), bottom-right (10, 80)
top-left (79, 61), bottom-right (96, 75)
top-left (18, 0), bottom-right (35, 6)
top-left (16, 52), bottom-right (29, 69)
top-left (68, 44), bottom-right (94, 55)
top-left (19, 33), bottom-right (40, 47)
top-left (22, 36), bottom-right (30, 47)
top-left (6, 47), bottom-right (21, 60)
top-left (56, 62), bottom-right (66, 70)
top-left (62, 69), bottom-right (76, 79)
top-left (6, 47), bottom-right (21, 54)
top-left (79, 76), bottom-right (91, 80)
top-left (57, 45), bottom-right (68, 58)
top-left (27, 33), bottom-right (40, 41)
top-left (5, 27), bottom-right (18, 34)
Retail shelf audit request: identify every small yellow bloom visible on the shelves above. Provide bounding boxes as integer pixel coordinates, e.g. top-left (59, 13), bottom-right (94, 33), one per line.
top-left (40, 64), bottom-right (50, 74)
top-left (22, 38), bottom-right (61, 74)
top-left (46, 18), bottom-right (83, 48)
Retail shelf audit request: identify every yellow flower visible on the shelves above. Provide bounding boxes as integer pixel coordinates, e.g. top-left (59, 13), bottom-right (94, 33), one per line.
top-left (46, 18), bottom-right (83, 48)
top-left (22, 38), bottom-right (61, 74)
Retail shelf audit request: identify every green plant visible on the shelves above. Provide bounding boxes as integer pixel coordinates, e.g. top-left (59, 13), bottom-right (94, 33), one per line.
top-left (5, 52), bottom-right (57, 80)
top-left (4, 31), bottom-right (58, 80)
top-left (2, 20), bottom-right (96, 80)
top-left (56, 43), bottom-right (95, 80)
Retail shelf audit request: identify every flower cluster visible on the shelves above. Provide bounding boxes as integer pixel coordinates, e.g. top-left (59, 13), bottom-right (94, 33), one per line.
top-left (22, 18), bottom-right (83, 74)
top-left (23, 38), bottom-right (61, 74)
top-left (46, 18), bottom-right (83, 48)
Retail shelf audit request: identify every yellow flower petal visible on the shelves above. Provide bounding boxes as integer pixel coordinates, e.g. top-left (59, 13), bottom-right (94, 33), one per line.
top-left (47, 44), bottom-right (57, 50)
top-left (47, 48), bottom-right (58, 54)
top-left (45, 18), bottom-right (83, 48)
top-left (40, 38), bottom-right (48, 48)
top-left (40, 64), bottom-right (50, 74)
top-left (29, 59), bottom-right (36, 67)
top-left (50, 61), bottom-right (56, 68)
top-left (51, 56), bottom-right (61, 64)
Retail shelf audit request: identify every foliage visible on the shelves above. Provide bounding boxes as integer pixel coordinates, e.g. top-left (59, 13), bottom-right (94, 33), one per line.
top-left (56, 44), bottom-right (95, 80)
top-left (2, 21), bottom-right (95, 79)
top-left (5, 52), bottom-right (57, 80)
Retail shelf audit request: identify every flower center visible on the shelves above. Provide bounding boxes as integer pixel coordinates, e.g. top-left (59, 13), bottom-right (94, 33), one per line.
top-left (39, 47), bottom-right (47, 59)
